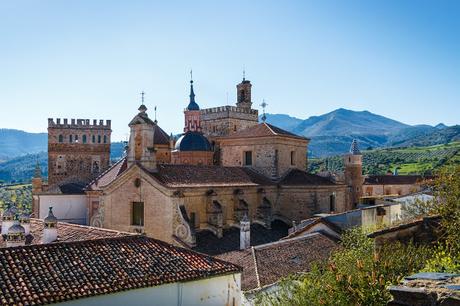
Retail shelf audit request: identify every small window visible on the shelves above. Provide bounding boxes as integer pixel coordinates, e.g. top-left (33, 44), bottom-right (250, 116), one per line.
top-left (234, 125), bottom-right (237, 131)
top-left (75, 135), bottom-right (79, 143)
top-left (82, 135), bottom-right (87, 144)
top-left (132, 202), bottom-right (144, 226)
top-left (330, 194), bottom-right (336, 212)
top-left (69, 135), bottom-right (73, 143)
top-left (92, 135), bottom-right (96, 143)
top-left (290, 151), bottom-right (295, 166)
top-left (58, 135), bottom-right (63, 143)
top-left (103, 135), bottom-right (107, 144)
top-left (244, 151), bottom-right (252, 166)
top-left (98, 135), bottom-right (101, 143)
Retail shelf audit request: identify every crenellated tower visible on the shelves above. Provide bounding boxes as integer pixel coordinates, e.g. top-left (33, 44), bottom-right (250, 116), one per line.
top-left (47, 118), bottom-right (111, 187)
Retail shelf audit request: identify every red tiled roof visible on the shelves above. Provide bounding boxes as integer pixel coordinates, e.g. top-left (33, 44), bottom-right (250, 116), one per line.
top-left (217, 232), bottom-right (338, 291)
top-left (0, 235), bottom-right (241, 305)
top-left (0, 219), bottom-right (131, 248)
top-left (223, 122), bottom-right (308, 140)
top-left (364, 175), bottom-right (431, 185)
top-left (87, 157), bottom-right (127, 190)
top-left (278, 168), bottom-right (337, 186)
top-left (150, 164), bottom-right (275, 188)
top-left (153, 124), bottom-right (170, 145)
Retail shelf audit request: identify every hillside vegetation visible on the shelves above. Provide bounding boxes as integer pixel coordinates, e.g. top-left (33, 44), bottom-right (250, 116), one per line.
top-left (308, 142), bottom-right (460, 175)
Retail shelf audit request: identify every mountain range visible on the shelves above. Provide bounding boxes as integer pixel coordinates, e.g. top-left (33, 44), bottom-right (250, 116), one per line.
top-left (262, 108), bottom-right (460, 157)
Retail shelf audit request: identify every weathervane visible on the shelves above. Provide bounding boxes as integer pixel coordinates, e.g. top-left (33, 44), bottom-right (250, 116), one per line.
top-left (190, 69), bottom-right (193, 83)
top-left (154, 106), bottom-right (158, 123)
top-left (242, 66), bottom-right (246, 81)
top-left (260, 99), bottom-right (268, 122)
top-left (141, 91), bottom-right (145, 105)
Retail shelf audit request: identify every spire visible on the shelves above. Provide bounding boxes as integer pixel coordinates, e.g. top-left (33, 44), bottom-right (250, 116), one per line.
top-left (186, 70), bottom-right (200, 111)
top-left (34, 160), bottom-right (41, 178)
top-left (350, 139), bottom-right (361, 155)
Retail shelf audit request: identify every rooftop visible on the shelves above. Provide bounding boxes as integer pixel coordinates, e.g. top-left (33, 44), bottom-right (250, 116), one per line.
top-left (364, 175), bottom-right (432, 185)
top-left (222, 122), bottom-right (309, 141)
top-left (0, 235), bottom-right (241, 305)
top-left (0, 218), bottom-right (130, 248)
top-left (278, 168), bottom-right (338, 186)
top-left (217, 232), bottom-right (338, 291)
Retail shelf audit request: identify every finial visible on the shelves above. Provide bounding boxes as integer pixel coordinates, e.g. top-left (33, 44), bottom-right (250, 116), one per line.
top-left (190, 69), bottom-right (193, 84)
top-left (138, 91), bottom-right (147, 113)
top-left (243, 67), bottom-right (246, 81)
top-left (260, 99), bottom-right (268, 122)
top-left (154, 106), bottom-right (158, 124)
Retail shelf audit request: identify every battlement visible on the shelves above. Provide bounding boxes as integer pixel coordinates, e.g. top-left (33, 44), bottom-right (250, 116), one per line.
top-left (48, 118), bottom-right (111, 129)
top-left (200, 105), bottom-right (258, 116)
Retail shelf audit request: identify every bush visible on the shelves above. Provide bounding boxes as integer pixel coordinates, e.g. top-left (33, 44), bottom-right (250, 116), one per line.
top-left (256, 228), bottom-right (433, 306)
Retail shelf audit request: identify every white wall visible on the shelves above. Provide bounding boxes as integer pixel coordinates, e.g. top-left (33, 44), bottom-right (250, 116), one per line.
top-left (38, 194), bottom-right (87, 224)
top-left (56, 273), bottom-right (241, 306)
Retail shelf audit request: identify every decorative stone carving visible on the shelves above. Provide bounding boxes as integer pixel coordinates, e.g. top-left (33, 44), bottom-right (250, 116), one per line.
top-left (173, 203), bottom-right (196, 247)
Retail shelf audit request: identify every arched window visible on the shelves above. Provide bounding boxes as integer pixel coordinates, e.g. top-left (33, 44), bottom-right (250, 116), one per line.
top-left (58, 135), bottom-right (64, 143)
top-left (92, 135), bottom-right (96, 143)
top-left (98, 135), bottom-right (101, 143)
top-left (103, 135), bottom-right (107, 143)
top-left (82, 135), bottom-right (87, 143)
top-left (69, 135), bottom-right (73, 143)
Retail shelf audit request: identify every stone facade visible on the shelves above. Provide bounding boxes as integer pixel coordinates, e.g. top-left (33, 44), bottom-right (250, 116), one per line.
top-left (219, 134), bottom-right (308, 179)
top-left (200, 106), bottom-right (258, 140)
top-left (47, 118), bottom-right (111, 186)
top-left (171, 150), bottom-right (214, 165)
top-left (344, 152), bottom-right (363, 210)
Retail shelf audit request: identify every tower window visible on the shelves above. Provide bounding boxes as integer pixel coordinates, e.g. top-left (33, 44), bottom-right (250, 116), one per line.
top-left (75, 135), bottom-right (79, 142)
top-left (244, 151), bottom-right (253, 166)
top-left (92, 135), bottom-right (96, 143)
top-left (132, 202), bottom-right (144, 226)
top-left (82, 135), bottom-right (87, 144)
top-left (98, 135), bottom-right (101, 143)
top-left (290, 151), bottom-right (295, 165)
top-left (58, 135), bottom-right (63, 143)
top-left (103, 135), bottom-right (107, 143)
top-left (69, 135), bottom-right (73, 143)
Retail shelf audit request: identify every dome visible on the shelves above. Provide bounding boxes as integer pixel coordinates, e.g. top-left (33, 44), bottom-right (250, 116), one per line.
top-left (174, 132), bottom-right (211, 152)
top-left (186, 100), bottom-right (200, 111)
top-left (8, 222), bottom-right (25, 235)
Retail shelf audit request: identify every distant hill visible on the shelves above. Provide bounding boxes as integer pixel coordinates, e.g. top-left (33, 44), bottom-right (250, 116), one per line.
top-left (261, 109), bottom-right (459, 157)
top-left (0, 129), bottom-right (47, 160)
top-left (0, 142), bottom-right (125, 184)
top-left (309, 142), bottom-right (460, 176)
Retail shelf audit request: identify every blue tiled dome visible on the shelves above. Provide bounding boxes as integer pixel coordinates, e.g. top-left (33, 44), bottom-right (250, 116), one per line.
top-left (175, 132), bottom-right (211, 152)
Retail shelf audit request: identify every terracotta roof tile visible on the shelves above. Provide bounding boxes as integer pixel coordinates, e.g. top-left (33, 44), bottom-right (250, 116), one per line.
top-left (87, 157), bottom-right (127, 190)
top-left (153, 124), bottom-right (170, 145)
top-left (150, 164), bottom-right (275, 188)
top-left (218, 232), bottom-right (337, 291)
top-left (0, 219), bottom-right (130, 248)
top-left (278, 168), bottom-right (337, 186)
top-left (364, 175), bottom-right (431, 185)
top-left (0, 236), bottom-right (241, 305)
top-left (223, 122), bottom-right (308, 140)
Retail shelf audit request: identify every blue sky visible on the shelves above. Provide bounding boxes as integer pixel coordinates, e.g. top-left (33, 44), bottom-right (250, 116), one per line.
top-left (0, 0), bottom-right (459, 140)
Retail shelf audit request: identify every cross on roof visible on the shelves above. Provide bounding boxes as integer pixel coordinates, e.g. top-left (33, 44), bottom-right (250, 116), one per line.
top-left (141, 91), bottom-right (145, 104)
top-left (260, 99), bottom-right (268, 122)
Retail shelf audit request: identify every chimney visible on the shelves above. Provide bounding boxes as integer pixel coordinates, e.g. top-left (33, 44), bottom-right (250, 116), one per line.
top-left (240, 214), bottom-right (250, 250)
top-left (6, 221), bottom-right (26, 247)
top-left (43, 207), bottom-right (58, 243)
top-left (19, 213), bottom-right (31, 236)
top-left (1, 204), bottom-right (16, 236)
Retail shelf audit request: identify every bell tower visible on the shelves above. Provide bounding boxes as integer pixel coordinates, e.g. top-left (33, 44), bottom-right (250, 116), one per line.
top-left (127, 92), bottom-right (157, 171)
top-left (344, 139), bottom-right (363, 209)
top-left (236, 72), bottom-right (252, 109)
top-left (184, 71), bottom-right (202, 133)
